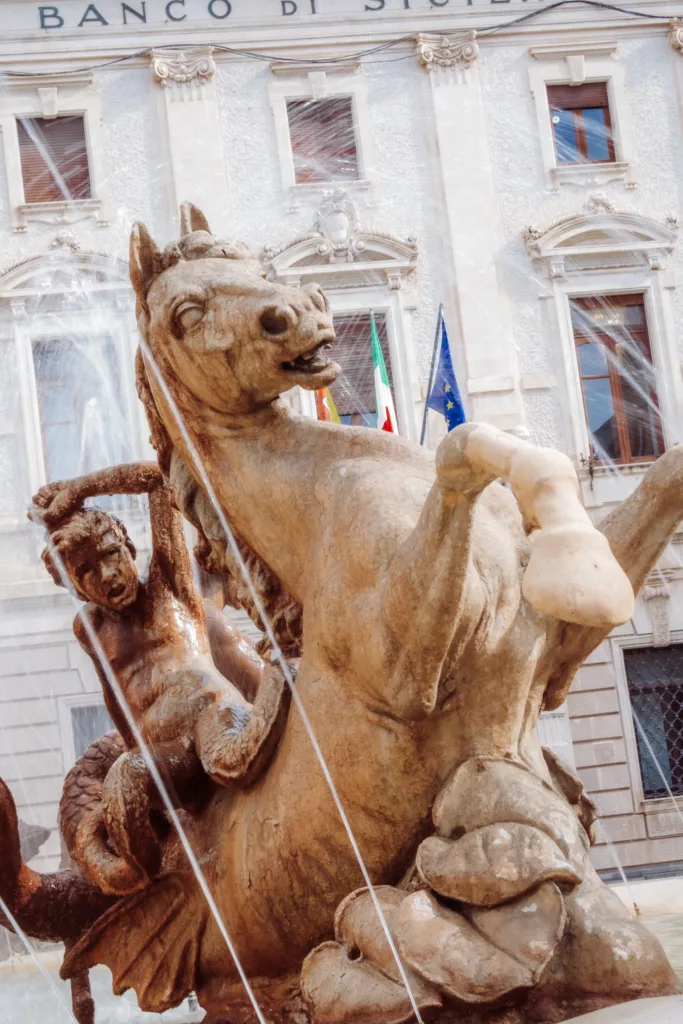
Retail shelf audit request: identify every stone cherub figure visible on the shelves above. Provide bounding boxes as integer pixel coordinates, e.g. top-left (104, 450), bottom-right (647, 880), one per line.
top-left (31, 462), bottom-right (290, 895)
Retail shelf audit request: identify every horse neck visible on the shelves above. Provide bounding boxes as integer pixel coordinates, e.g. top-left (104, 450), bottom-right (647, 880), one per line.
top-left (176, 397), bottom-right (324, 602)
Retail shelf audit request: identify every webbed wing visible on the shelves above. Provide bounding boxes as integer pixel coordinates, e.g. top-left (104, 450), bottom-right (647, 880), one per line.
top-left (61, 872), bottom-right (207, 1014)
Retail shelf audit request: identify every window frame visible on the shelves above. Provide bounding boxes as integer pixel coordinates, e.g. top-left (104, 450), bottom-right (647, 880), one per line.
top-left (16, 312), bottom-right (137, 498)
top-left (322, 309), bottom-right (394, 429)
top-left (16, 113), bottom-right (93, 206)
top-left (612, 632), bottom-right (683, 836)
top-left (0, 73), bottom-right (110, 231)
top-left (58, 692), bottom-right (113, 772)
top-left (528, 43), bottom-right (636, 190)
top-left (285, 95), bottom-right (361, 188)
top-left (268, 62), bottom-right (376, 205)
top-left (547, 82), bottom-right (615, 166)
top-left (570, 293), bottom-right (665, 466)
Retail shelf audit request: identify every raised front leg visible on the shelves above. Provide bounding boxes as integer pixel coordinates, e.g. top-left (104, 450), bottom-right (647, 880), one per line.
top-left (464, 424), bottom-right (634, 629)
top-left (380, 424), bottom-right (495, 720)
top-left (545, 446), bottom-right (683, 708)
top-left (379, 421), bottom-right (634, 721)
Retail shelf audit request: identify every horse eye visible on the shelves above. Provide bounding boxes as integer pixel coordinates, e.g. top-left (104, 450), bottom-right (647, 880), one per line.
top-left (175, 302), bottom-right (205, 333)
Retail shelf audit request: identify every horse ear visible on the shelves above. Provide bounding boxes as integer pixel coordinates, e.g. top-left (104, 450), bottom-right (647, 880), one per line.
top-left (179, 202), bottom-right (211, 236)
top-left (130, 222), bottom-right (161, 306)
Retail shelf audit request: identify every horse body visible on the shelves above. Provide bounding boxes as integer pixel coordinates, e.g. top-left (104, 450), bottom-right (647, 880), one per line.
top-left (57, 211), bottom-right (681, 1016)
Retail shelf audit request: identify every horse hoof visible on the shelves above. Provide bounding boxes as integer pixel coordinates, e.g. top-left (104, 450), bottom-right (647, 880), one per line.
top-left (522, 524), bottom-right (634, 628)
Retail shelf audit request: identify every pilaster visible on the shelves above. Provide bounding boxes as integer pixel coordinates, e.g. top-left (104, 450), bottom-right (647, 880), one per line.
top-left (416, 34), bottom-right (525, 431)
top-left (151, 47), bottom-right (231, 234)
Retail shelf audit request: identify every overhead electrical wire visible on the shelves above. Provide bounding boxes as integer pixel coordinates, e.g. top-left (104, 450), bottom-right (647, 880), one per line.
top-left (0, 1), bottom-right (678, 78)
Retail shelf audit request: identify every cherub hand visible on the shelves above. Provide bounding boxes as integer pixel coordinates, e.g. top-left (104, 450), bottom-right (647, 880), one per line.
top-left (31, 481), bottom-right (83, 525)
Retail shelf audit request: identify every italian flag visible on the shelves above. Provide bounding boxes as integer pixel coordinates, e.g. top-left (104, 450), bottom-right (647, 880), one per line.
top-left (371, 312), bottom-right (396, 433)
top-left (315, 387), bottom-right (341, 424)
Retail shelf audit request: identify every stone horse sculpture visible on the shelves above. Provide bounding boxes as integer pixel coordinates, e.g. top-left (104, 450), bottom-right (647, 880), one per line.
top-left (4, 205), bottom-right (683, 1024)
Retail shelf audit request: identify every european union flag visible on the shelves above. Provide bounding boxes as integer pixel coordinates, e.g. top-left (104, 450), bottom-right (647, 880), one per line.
top-left (426, 316), bottom-right (466, 431)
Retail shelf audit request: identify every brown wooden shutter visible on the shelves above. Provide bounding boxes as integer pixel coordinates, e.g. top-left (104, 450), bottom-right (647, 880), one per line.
top-left (286, 97), bottom-right (359, 185)
top-left (17, 115), bottom-right (91, 204)
top-left (547, 82), bottom-right (609, 111)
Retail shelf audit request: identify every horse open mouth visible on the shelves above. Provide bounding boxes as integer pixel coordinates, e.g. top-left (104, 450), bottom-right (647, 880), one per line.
top-left (281, 342), bottom-right (333, 375)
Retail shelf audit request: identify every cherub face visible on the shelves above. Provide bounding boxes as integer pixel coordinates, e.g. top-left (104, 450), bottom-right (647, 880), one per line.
top-left (65, 531), bottom-right (139, 611)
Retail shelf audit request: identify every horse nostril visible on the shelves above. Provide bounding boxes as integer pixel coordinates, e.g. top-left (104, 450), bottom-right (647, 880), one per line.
top-left (260, 310), bottom-right (289, 336)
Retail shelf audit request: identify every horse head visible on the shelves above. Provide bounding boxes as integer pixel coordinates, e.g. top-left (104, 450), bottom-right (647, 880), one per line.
top-left (130, 203), bottom-right (338, 415)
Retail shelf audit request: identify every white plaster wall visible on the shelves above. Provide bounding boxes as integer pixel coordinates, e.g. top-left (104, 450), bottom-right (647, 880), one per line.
top-left (213, 57), bottom-right (444, 382)
top-left (479, 35), bottom-right (683, 452)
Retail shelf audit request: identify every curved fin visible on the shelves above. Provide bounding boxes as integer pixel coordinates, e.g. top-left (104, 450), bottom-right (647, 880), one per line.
top-left (61, 872), bottom-right (207, 1014)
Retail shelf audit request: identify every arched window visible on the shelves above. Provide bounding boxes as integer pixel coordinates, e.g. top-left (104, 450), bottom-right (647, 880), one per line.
top-left (525, 201), bottom-right (680, 470)
top-left (0, 243), bottom-right (146, 584)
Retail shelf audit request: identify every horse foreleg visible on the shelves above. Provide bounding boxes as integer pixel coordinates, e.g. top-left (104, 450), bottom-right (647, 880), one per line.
top-left (544, 445), bottom-right (683, 708)
top-left (380, 425), bottom-right (495, 720)
top-left (464, 423), bottom-right (634, 629)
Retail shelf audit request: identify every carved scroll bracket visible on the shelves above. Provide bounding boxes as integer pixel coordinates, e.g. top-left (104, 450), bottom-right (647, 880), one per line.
top-left (415, 32), bottom-right (479, 73)
top-left (643, 571), bottom-right (675, 647)
top-left (670, 19), bottom-right (683, 54)
top-left (151, 47), bottom-right (216, 91)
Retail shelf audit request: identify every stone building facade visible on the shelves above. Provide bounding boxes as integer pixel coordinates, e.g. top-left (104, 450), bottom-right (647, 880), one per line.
top-left (1, 0), bottom-right (683, 883)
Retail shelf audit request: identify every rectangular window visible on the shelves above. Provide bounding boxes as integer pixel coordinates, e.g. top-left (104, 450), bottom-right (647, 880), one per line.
top-left (17, 114), bottom-right (91, 204)
top-left (286, 97), bottom-right (359, 185)
top-left (570, 294), bottom-right (664, 465)
top-left (547, 83), bottom-right (614, 165)
top-left (326, 312), bottom-right (392, 428)
top-left (32, 335), bottom-right (132, 484)
top-left (70, 703), bottom-right (113, 760)
top-left (624, 646), bottom-right (683, 799)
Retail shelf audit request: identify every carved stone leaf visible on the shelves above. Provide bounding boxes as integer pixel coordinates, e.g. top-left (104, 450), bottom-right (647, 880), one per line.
top-left (416, 824), bottom-right (582, 906)
top-left (433, 757), bottom-right (588, 873)
top-left (334, 884), bottom-right (441, 1007)
top-left (467, 881), bottom-right (566, 979)
top-left (392, 889), bottom-right (537, 1004)
top-left (300, 941), bottom-right (442, 1024)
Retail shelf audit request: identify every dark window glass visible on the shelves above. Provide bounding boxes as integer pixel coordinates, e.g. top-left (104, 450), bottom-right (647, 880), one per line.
top-left (287, 97), bottom-right (359, 184)
top-left (71, 704), bottom-right (114, 760)
top-left (624, 647), bottom-right (683, 799)
top-left (325, 312), bottom-right (393, 429)
top-left (571, 295), bottom-right (664, 466)
top-left (17, 115), bottom-right (91, 204)
top-left (547, 83), bottom-right (614, 165)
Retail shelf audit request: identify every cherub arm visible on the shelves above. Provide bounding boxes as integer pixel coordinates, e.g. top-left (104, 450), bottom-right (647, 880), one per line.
top-left (32, 463), bottom-right (200, 614)
top-left (32, 463), bottom-right (164, 524)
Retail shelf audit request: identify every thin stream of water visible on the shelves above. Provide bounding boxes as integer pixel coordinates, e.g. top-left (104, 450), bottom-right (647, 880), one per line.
top-left (33, 535), bottom-right (270, 1024)
top-left (0, 897), bottom-right (78, 1024)
top-left (140, 340), bottom-right (425, 1024)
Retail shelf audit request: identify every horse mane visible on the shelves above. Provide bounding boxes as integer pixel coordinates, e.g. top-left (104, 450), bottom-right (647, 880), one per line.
top-left (132, 209), bottom-right (304, 658)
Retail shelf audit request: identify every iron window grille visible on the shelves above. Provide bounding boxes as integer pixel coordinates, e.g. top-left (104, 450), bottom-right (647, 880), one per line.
top-left (624, 645), bottom-right (683, 800)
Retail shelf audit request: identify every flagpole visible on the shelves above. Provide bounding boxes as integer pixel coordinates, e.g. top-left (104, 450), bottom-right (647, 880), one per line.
top-left (419, 302), bottom-right (444, 446)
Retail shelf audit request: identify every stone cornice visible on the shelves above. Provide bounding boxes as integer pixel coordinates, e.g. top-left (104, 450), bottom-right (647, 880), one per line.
top-left (415, 32), bottom-right (479, 72)
top-left (671, 18), bottom-right (683, 54)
